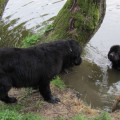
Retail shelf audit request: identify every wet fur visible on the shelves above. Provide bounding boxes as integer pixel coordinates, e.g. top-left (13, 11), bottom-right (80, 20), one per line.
top-left (108, 45), bottom-right (120, 70)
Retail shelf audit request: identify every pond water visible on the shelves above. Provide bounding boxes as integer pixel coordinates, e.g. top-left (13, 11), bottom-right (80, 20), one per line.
top-left (1, 0), bottom-right (120, 111)
top-left (0, 0), bottom-right (67, 47)
top-left (63, 0), bottom-right (120, 111)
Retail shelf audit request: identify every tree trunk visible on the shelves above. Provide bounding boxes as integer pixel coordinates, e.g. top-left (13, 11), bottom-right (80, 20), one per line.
top-left (47, 0), bottom-right (106, 46)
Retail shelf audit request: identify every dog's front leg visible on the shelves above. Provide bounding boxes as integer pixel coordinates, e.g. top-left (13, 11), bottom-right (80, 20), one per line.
top-left (1, 94), bottom-right (17, 103)
top-left (39, 81), bottom-right (60, 103)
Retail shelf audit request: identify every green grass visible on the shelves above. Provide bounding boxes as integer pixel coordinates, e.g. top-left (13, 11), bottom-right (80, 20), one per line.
top-left (0, 110), bottom-right (23, 120)
top-left (51, 76), bottom-right (65, 89)
top-left (73, 112), bottom-right (113, 120)
top-left (0, 110), bottom-right (44, 120)
top-left (74, 116), bottom-right (88, 120)
top-left (94, 112), bottom-right (113, 120)
top-left (0, 105), bottom-right (113, 120)
top-left (22, 33), bottom-right (41, 48)
top-left (0, 104), bottom-right (44, 120)
top-left (0, 76), bottom-right (66, 120)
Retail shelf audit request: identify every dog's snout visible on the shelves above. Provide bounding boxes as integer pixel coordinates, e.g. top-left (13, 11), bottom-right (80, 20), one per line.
top-left (108, 53), bottom-right (114, 60)
top-left (74, 57), bottom-right (82, 65)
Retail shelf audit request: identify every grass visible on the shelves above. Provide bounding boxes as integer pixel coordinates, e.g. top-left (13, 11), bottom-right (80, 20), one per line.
top-left (22, 33), bottom-right (41, 48)
top-left (0, 103), bottom-right (113, 120)
top-left (94, 112), bottom-right (113, 120)
top-left (73, 112), bottom-right (113, 120)
top-left (0, 76), bottom-right (66, 120)
top-left (0, 110), bottom-right (44, 120)
top-left (0, 100), bottom-right (45, 120)
top-left (21, 24), bottom-right (54, 48)
top-left (74, 116), bottom-right (88, 120)
top-left (51, 76), bottom-right (65, 89)
top-left (0, 103), bottom-right (44, 120)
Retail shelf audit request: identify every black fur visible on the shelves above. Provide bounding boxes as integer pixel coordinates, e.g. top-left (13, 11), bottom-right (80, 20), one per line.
top-left (108, 45), bottom-right (120, 70)
top-left (0, 39), bottom-right (82, 104)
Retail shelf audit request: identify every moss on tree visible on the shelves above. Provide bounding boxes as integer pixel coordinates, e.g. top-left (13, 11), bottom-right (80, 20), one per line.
top-left (46, 0), bottom-right (106, 46)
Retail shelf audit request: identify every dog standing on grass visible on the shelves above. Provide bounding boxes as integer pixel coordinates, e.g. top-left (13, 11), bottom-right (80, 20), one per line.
top-left (0, 39), bottom-right (82, 104)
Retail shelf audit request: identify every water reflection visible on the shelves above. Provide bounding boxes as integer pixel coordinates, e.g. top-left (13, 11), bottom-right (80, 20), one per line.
top-left (0, 0), bottom-right (66, 47)
top-left (2, 0), bottom-right (67, 31)
top-left (0, 18), bottom-right (33, 47)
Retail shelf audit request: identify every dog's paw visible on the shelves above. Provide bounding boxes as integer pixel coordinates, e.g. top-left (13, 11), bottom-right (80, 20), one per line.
top-left (1, 97), bottom-right (17, 103)
top-left (8, 97), bottom-right (17, 103)
top-left (5, 97), bottom-right (17, 103)
top-left (47, 96), bottom-right (60, 104)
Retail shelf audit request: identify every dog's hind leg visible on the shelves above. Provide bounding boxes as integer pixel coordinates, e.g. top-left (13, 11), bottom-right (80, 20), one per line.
top-left (0, 73), bottom-right (17, 103)
top-left (39, 81), bottom-right (60, 103)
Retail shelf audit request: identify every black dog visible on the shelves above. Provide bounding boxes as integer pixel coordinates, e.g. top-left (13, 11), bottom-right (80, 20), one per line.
top-left (0, 39), bottom-right (82, 104)
top-left (108, 45), bottom-right (120, 70)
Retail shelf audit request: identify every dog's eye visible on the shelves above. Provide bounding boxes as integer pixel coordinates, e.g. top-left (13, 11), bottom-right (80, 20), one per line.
top-left (69, 48), bottom-right (72, 52)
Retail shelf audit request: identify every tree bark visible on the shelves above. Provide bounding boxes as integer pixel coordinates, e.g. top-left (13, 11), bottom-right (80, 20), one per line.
top-left (47, 0), bottom-right (106, 46)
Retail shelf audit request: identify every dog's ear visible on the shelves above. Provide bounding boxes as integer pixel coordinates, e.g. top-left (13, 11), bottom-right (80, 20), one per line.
top-left (68, 39), bottom-right (82, 55)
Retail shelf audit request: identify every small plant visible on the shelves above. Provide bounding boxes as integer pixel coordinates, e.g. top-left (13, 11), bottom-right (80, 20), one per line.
top-left (22, 33), bottom-right (40, 48)
top-left (22, 24), bottom-right (54, 48)
top-left (51, 76), bottom-right (65, 89)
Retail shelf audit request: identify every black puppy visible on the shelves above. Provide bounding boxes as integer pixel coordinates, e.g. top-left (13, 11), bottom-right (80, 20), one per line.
top-left (0, 39), bottom-right (82, 104)
top-left (108, 45), bottom-right (120, 70)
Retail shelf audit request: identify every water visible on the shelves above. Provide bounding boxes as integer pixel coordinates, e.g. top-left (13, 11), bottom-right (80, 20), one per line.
top-left (1, 0), bottom-right (120, 111)
top-left (84, 0), bottom-right (120, 110)
top-left (0, 0), bottom-right (67, 47)
top-left (63, 0), bottom-right (120, 111)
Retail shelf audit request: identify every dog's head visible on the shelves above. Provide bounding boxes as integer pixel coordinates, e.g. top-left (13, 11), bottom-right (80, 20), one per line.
top-left (108, 45), bottom-right (120, 69)
top-left (68, 39), bottom-right (82, 66)
top-left (62, 39), bottom-right (82, 70)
